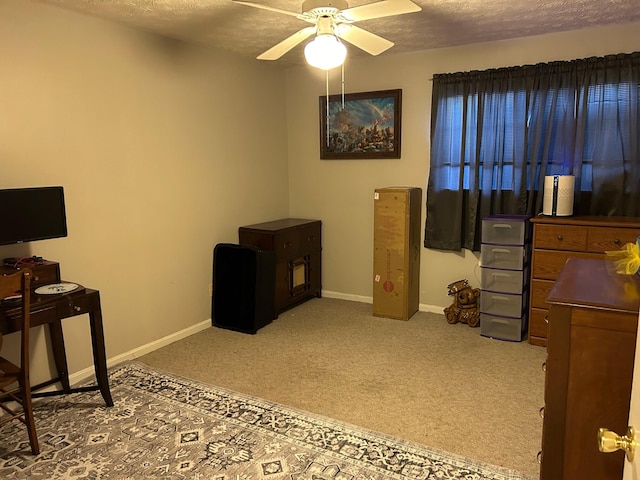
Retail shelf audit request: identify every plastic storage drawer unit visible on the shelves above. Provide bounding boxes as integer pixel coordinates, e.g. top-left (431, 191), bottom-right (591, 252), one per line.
top-left (480, 214), bottom-right (531, 342)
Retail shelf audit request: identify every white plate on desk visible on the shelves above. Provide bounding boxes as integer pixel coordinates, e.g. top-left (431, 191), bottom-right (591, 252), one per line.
top-left (35, 283), bottom-right (79, 295)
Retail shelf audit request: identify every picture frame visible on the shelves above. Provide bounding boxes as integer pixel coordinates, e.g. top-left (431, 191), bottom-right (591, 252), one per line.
top-left (319, 89), bottom-right (402, 159)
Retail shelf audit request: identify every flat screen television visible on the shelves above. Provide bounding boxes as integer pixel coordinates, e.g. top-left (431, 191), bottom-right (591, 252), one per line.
top-left (0, 186), bottom-right (68, 246)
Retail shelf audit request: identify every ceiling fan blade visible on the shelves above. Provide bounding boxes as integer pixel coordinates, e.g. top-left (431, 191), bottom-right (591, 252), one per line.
top-left (339, 0), bottom-right (421, 22)
top-left (335, 24), bottom-right (393, 55)
top-left (232, 0), bottom-right (304, 19)
top-left (257, 26), bottom-right (317, 60)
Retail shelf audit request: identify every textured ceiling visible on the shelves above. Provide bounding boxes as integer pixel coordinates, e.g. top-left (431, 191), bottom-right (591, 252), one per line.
top-left (36, 0), bottom-right (640, 67)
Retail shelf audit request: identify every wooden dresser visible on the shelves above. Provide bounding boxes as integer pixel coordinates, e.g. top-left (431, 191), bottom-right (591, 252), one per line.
top-left (529, 215), bottom-right (640, 346)
top-left (239, 218), bottom-right (321, 314)
top-left (541, 258), bottom-right (639, 480)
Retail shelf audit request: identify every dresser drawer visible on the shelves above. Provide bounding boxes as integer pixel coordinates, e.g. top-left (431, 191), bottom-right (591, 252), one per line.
top-left (531, 250), bottom-right (600, 280)
top-left (534, 224), bottom-right (587, 251)
top-left (529, 307), bottom-right (549, 339)
top-left (530, 279), bottom-right (554, 309)
top-left (273, 229), bottom-right (301, 259)
top-left (296, 224), bottom-right (322, 252)
top-left (587, 227), bottom-right (640, 253)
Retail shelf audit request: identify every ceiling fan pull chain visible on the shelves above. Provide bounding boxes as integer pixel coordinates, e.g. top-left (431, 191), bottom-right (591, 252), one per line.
top-left (341, 62), bottom-right (345, 109)
top-left (326, 68), bottom-right (330, 147)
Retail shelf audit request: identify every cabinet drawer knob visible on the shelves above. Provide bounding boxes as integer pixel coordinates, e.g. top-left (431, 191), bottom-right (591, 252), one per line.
top-left (539, 406), bottom-right (545, 419)
top-left (556, 235), bottom-right (563, 241)
top-left (74, 306), bottom-right (81, 312)
top-left (537, 451), bottom-right (542, 464)
top-left (542, 361), bottom-right (546, 372)
top-left (544, 315), bottom-right (549, 324)
top-left (614, 238), bottom-right (621, 245)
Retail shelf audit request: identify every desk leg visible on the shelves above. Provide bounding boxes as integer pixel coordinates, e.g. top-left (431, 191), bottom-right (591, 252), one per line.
top-left (88, 304), bottom-right (114, 407)
top-left (47, 320), bottom-right (71, 390)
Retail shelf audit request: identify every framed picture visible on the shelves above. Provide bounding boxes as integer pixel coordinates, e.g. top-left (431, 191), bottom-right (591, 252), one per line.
top-left (319, 89), bottom-right (402, 159)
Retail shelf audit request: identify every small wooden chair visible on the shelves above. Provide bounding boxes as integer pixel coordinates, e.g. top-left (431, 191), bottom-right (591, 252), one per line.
top-left (0, 269), bottom-right (39, 455)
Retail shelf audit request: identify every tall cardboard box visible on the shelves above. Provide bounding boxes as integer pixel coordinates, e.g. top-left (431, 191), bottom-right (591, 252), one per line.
top-left (373, 187), bottom-right (422, 320)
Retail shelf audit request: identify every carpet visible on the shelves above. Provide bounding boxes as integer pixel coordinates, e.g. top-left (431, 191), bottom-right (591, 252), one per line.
top-left (0, 362), bottom-right (532, 480)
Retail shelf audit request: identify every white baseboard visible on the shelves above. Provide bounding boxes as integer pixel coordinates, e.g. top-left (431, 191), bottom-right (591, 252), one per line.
top-left (68, 319), bottom-right (211, 386)
top-left (322, 290), bottom-right (445, 315)
top-left (322, 290), bottom-right (373, 304)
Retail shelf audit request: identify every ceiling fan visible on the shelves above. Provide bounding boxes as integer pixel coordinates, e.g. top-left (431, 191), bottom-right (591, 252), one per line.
top-left (232, 0), bottom-right (422, 61)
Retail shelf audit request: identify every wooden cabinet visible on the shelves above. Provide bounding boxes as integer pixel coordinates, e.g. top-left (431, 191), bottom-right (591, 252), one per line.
top-left (529, 216), bottom-right (640, 346)
top-left (541, 258), bottom-right (639, 480)
top-left (239, 218), bottom-right (321, 314)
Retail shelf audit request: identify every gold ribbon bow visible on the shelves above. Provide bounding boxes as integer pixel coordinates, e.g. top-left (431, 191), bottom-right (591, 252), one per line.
top-left (606, 239), bottom-right (640, 275)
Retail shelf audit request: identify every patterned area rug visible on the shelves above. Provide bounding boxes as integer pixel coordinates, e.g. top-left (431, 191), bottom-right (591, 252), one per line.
top-left (0, 362), bottom-right (532, 479)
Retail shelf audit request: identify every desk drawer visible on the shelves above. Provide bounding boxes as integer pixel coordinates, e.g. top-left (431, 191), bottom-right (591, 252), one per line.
top-left (55, 291), bottom-right (97, 318)
top-left (30, 263), bottom-right (61, 288)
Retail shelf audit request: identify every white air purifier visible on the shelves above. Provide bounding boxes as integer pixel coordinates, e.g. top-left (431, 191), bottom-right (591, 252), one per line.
top-left (543, 175), bottom-right (575, 216)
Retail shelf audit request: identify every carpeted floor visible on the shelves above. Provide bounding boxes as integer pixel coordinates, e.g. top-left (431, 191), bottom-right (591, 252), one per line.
top-left (0, 362), bottom-right (534, 480)
top-left (138, 298), bottom-right (547, 478)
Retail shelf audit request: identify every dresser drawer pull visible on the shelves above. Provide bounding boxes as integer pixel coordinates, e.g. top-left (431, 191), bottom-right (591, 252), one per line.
top-left (614, 238), bottom-right (621, 245)
top-left (556, 235), bottom-right (563, 241)
top-left (537, 451), bottom-right (542, 464)
top-left (539, 406), bottom-right (545, 419)
top-left (74, 306), bottom-right (82, 312)
top-left (283, 242), bottom-right (293, 248)
top-left (542, 361), bottom-right (546, 372)
top-left (544, 315), bottom-right (549, 324)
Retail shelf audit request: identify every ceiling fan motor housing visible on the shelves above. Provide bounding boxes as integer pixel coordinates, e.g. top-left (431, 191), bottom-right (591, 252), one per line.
top-left (302, 0), bottom-right (349, 15)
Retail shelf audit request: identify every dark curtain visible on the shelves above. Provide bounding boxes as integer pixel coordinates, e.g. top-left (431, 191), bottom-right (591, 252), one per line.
top-left (425, 52), bottom-right (640, 251)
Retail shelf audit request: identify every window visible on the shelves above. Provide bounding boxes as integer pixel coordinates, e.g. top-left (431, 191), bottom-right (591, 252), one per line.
top-left (425, 53), bottom-right (640, 251)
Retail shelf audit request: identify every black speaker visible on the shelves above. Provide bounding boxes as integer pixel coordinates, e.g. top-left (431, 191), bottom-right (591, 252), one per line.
top-left (212, 243), bottom-right (276, 334)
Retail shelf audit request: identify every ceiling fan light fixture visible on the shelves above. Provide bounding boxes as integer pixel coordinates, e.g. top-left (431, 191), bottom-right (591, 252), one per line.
top-left (304, 34), bottom-right (346, 70)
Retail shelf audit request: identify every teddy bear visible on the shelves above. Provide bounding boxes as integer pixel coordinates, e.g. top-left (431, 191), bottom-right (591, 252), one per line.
top-left (444, 279), bottom-right (481, 327)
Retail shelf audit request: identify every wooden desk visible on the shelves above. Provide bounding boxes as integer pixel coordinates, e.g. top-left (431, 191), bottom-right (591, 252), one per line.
top-left (0, 284), bottom-right (113, 407)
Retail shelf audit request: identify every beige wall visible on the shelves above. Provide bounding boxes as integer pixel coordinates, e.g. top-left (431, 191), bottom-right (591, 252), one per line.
top-left (0, 0), bottom-right (289, 383)
top-left (285, 21), bottom-right (640, 310)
